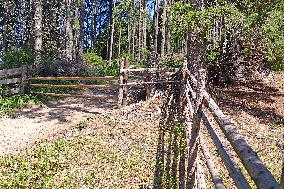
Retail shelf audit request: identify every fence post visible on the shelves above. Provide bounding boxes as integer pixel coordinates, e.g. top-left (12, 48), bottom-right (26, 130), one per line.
top-left (118, 58), bottom-right (125, 108)
top-left (21, 65), bottom-right (27, 93)
top-left (187, 69), bottom-right (206, 189)
top-left (123, 58), bottom-right (129, 106)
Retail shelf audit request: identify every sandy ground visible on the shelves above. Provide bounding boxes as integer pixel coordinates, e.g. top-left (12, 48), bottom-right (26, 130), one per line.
top-left (0, 91), bottom-right (117, 156)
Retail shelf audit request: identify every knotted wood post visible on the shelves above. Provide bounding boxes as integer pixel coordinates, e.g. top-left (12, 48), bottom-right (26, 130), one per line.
top-left (20, 65), bottom-right (27, 94)
top-left (118, 58), bottom-right (129, 108)
top-left (187, 68), bottom-right (206, 189)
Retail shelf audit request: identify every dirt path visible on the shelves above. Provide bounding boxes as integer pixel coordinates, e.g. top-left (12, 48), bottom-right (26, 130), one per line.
top-left (0, 91), bottom-right (117, 156)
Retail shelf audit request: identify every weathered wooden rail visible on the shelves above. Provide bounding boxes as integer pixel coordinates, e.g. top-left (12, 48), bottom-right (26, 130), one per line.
top-left (169, 58), bottom-right (282, 189)
top-left (0, 65), bottom-right (28, 95)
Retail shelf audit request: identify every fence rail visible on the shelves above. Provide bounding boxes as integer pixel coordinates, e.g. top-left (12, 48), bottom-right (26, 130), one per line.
top-left (181, 65), bottom-right (280, 189)
top-left (0, 66), bottom-right (28, 95)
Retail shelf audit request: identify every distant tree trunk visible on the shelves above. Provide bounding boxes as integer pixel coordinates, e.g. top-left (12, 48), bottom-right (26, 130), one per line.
top-left (132, 0), bottom-right (136, 59)
top-left (78, 0), bottom-right (85, 64)
top-left (91, 0), bottom-right (97, 50)
top-left (118, 23), bottom-right (122, 55)
top-left (108, 0), bottom-right (115, 64)
top-left (153, 0), bottom-right (160, 53)
top-left (142, 0), bottom-right (147, 49)
top-left (65, 0), bottom-right (74, 61)
top-left (127, 16), bottom-right (131, 55)
top-left (137, 0), bottom-right (142, 61)
top-left (160, 0), bottom-right (167, 57)
top-left (166, 1), bottom-right (171, 54)
top-left (34, 0), bottom-right (43, 66)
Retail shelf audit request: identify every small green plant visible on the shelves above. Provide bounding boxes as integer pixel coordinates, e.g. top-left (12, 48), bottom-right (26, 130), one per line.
top-left (74, 121), bottom-right (88, 130)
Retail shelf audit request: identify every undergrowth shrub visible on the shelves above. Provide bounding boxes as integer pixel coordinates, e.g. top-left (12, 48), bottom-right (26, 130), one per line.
top-left (84, 53), bottom-right (119, 76)
top-left (0, 94), bottom-right (42, 116)
top-left (0, 49), bottom-right (35, 69)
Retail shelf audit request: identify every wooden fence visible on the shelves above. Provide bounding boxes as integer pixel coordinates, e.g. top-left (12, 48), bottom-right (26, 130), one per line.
top-left (0, 60), bottom-right (178, 106)
top-left (118, 58), bottom-right (179, 107)
top-left (175, 59), bottom-right (281, 189)
top-left (0, 65), bottom-right (28, 95)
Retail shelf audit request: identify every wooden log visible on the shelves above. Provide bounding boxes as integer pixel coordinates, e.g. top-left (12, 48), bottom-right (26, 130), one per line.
top-left (118, 58), bottom-right (125, 108)
top-left (203, 92), bottom-right (280, 189)
top-left (0, 67), bottom-right (22, 77)
top-left (31, 92), bottom-right (117, 99)
top-left (200, 111), bottom-right (251, 189)
top-left (0, 87), bottom-right (21, 95)
top-left (199, 134), bottom-right (226, 189)
top-left (27, 76), bottom-right (119, 81)
top-left (0, 78), bottom-right (22, 85)
top-left (120, 80), bottom-right (179, 86)
top-left (187, 69), bottom-right (207, 189)
top-left (121, 67), bottom-right (179, 74)
top-left (29, 84), bottom-right (118, 90)
top-left (196, 155), bottom-right (207, 189)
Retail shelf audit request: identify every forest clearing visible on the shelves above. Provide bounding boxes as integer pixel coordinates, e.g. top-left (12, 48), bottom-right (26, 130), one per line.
top-left (0, 0), bottom-right (284, 188)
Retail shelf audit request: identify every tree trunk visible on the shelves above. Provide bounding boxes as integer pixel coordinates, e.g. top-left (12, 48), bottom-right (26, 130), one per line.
top-left (153, 0), bottom-right (160, 53)
top-left (108, 0), bottom-right (115, 64)
top-left (65, 0), bottom-right (74, 61)
top-left (118, 23), bottom-right (122, 55)
top-left (142, 0), bottom-right (147, 49)
top-left (137, 0), bottom-right (142, 61)
top-left (91, 0), bottom-right (97, 50)
top-left (34, 0), bottom-right (43, 66)
top-left (78, 0), bottom-right (85, 64)
top-left (127, 15), bottom-right (131, 55)
top-left (160, 0), bottom-right (167, 57)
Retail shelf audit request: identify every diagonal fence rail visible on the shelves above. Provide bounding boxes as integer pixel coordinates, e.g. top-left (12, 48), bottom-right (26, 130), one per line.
top-left (158, 58), bottom-right (281, 189)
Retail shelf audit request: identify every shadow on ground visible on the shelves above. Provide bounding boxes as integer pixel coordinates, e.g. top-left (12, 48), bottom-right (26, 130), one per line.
top-left (215, 80), bottom-right (284, 126)
top-left (12, 89), bottom-right (117, 124)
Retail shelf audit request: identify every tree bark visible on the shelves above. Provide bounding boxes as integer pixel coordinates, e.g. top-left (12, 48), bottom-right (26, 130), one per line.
top-left (65, 0), bottom-right (74, 61)
top-left (153, 0), bottom-right (160, 53)
top-left (142, 0), bottom-right (147, 49)
top-left (91, 0), bottom-right (97, 49)
top-left (160, 0), bottom-right (167, 57)
top-left (108, 0), bottom-right (115, 64)
top-left (34, 0), bottom-right (43, 66)
top-left (78, 0), bottom-right (85, 64)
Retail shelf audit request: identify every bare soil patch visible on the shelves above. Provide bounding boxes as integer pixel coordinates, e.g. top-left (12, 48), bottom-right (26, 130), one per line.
top-left (0, 90), bottom-right (117, 156)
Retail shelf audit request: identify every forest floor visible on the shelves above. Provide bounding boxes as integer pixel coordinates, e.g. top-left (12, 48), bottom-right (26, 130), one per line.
top-left (0, 72), bottom-right (283, 188)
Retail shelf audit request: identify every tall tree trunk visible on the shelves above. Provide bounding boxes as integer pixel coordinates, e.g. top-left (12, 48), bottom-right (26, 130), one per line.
top-left (91, 0), bottom-right (97, 50)
top-left (118, 23), bottom-right (122, 55)
top-left (166, 0), bottom-right (171, 54)
top-left (127, 15), bottom-right (131, 55)
top-left (160, 0), bottom-right (167, 57)
top-left (137, 0), bottom-right (142, 61)
top-left (78, 0), bottom-right (85, 63)
top-left (153, 0), bottom-right (160, 53)
top-left (142, 0), bottom-right (147, 49)
top-left (34, 0), bottom-right (43, 66)
top-left (108, 0), bottom-right (115, 64)
top-left (65, 0), bottom-right (74, 61)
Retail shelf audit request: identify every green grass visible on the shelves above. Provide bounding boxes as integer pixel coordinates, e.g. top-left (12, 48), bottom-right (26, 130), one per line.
top-left (0, 94), bottom-right (43, 116)
top-left (0, 116), bottom-right (159, 188)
